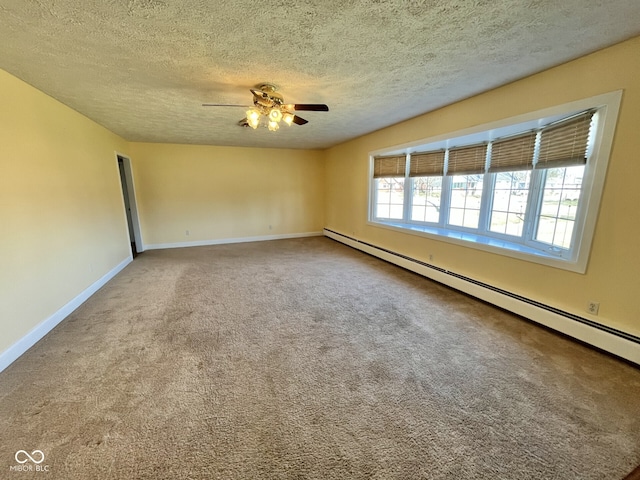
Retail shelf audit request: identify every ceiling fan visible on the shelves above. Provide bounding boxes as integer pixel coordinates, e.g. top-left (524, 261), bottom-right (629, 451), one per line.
top-left (202, 83), bottom-right (329, 131)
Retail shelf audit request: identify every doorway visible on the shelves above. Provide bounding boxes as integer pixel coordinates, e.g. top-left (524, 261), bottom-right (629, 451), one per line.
top-left (117, 154), bottom-right (143, 257)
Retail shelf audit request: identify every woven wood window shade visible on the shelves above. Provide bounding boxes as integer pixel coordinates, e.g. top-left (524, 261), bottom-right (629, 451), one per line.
top-left (447, 144), bottom-right (487, 175)
top-left (537, 111), bottom-right (594, 169)
top-left (409, 150), bottom-right (445, 177)
top-left (373, 155), bottom-right (406, 178)
top-left (488, 131), bottom-right (536, 173)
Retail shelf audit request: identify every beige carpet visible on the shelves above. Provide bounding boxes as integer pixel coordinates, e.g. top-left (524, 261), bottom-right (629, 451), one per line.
top-left (1, 237), bottom-right (639, 479)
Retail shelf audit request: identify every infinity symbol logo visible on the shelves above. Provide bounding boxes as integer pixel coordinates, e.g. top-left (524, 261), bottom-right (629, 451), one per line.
top-left (15, 450), bottom-right (45, 464)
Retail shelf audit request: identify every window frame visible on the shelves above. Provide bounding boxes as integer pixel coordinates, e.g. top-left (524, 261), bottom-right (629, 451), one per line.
top-left (372, 176), bottom-right (407, 221)
top-left (367, 91), bottom-right (622, 273)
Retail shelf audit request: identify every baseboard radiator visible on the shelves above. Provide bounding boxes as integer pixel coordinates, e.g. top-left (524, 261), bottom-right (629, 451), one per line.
top-left (324, 228), bottom-right (640, 366)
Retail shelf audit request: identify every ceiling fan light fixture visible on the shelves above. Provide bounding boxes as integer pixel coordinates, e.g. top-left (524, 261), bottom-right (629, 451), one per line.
top-left (282, 112), bottom-right (294, 126)
top-left (205, 84), bottom-right (328, 132)
top-left (246, 109), bottom-right (260, 129)
top-left (269, 108), bottom-right (283, 122)
top-left (246, 109), bottom-right (260, 120)
top-left (268, 120), bottom-right (280, 132)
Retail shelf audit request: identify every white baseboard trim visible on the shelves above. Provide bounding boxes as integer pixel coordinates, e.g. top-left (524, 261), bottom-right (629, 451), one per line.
top-left (145, 231), bottom-right (324, 250)
top-left (0, 255), bottom-right (133, 373)
top-left (324, 229), bottom-right (640, 366)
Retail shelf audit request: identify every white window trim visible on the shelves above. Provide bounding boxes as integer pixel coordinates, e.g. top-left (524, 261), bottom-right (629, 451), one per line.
top-left (367, 90), bottom-right (622, 273)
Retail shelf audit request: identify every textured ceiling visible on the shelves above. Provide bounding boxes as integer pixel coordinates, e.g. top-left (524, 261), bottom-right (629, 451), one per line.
top-left (1, 1), bottom-right (639, 150)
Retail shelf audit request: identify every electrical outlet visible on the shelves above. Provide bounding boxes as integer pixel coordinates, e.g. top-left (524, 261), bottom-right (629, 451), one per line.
top-left (428, 254), bottom-right (434, 262)
top-left (587, 301), bottom-right (600, 315)
top-left (185, 230), bottom-right (190, 236)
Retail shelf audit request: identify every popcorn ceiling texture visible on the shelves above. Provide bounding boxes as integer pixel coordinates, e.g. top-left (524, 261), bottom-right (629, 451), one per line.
top-left (0, 0), bottom-right (639, 149)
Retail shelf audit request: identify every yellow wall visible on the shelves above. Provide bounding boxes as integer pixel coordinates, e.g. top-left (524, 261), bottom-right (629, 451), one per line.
top-left (0, 69), bottom-right (131, 355)
top-left (325, 36), bottom-right (640, 337)
top-left (128, 143), bottom-right (325, 246)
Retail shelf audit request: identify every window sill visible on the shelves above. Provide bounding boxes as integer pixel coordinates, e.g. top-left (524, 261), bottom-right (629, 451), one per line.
top-left (368, 220), bottom-right (584, 273)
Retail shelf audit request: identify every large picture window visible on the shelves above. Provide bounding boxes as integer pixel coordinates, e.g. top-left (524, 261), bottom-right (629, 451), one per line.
top-left (368, 92), bottom-right (621, 272)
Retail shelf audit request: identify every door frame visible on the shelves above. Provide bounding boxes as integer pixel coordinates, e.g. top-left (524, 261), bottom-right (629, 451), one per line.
top-left (116, 152), bottom-right (144, 253)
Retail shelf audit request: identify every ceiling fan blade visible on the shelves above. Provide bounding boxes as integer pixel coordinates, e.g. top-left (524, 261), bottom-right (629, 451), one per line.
top-left (250, 88), bottom-right (269, 99)
top-left (292, 115), bottom-right (308, 125)
top-left (202, 103), bottom-right (251, 107)
top-left (293, 104), bottom-right (329, 112)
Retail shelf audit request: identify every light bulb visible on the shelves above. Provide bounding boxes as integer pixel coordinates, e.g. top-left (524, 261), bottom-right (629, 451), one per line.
top-left (269, 108), bottom-right (283, 122)
top-left (246, 109), bottom-right (260, 129)
top-left (268, 120), bottom-right (279, 132)
top-left (283, 113), bottom-right (294, 126)
top-left (246, 109), bottom-right (259, 120)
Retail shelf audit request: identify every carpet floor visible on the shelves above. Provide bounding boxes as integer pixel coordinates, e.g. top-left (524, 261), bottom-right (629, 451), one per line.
top-left (1, 237), bottom-right (639, 479)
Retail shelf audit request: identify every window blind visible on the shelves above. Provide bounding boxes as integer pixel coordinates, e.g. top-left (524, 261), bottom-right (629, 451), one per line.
top-left (488, 131), bottom-right (536, 173)
top-left (447, 144), bottom-right (487, 175)
top-left (373, 155), bottom-right (406, 178)
top-left (536, 111), bottom-right (594, 169)
top-left (409, 150), bottom-right (445, 177)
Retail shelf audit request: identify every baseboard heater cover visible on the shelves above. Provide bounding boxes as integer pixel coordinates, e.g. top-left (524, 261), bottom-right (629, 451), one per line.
top-left (323, 228), bottom-right (640, 366)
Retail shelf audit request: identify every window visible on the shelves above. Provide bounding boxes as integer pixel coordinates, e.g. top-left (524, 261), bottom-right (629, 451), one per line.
top-left (375, 177), bottom-right (405, 220)
top-left (368, 92), bottom-right (621, 272)
top-left (534, 166), bottom-right (584, 249)
top-left (409, 150), bottom-right (444, 223)
top-left (488, 131), bottom-right (536, 237)
top-left (489, 170), bottom-right (531, 237)
top-left (411, 176), bottom-right (442, 223)
top-left (373, 155), bottom-right (406, 220)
